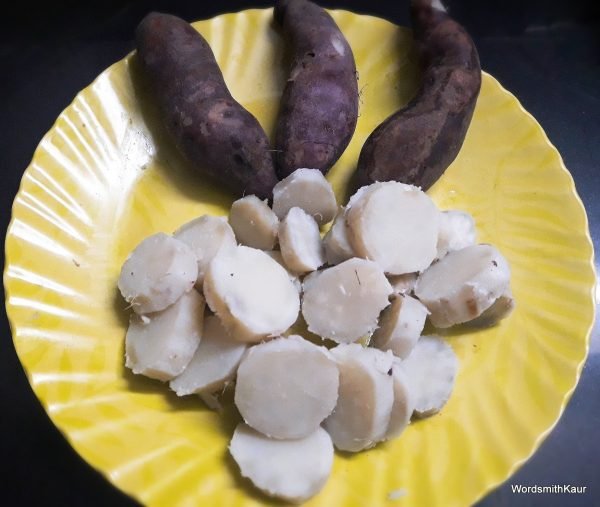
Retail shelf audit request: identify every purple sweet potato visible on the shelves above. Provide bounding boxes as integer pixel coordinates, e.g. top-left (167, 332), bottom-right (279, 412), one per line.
top-left (355, 0), bottom-right (481, 191)
top-left (274, 0), bottom-right (359, 178)
top-left (136, 12), bottom-right (278, 199)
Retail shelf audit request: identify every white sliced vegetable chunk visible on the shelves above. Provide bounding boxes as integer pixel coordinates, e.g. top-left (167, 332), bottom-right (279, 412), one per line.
top-left (302, 258), bottom-right (392, 343)
top-left (387, 273), bottom-right (418, 295)
top-left (229, 195), bottom-right (279, 250)
top-left (125, 290), bottom-right (204, 381)
top-left (279, 207), bottom-right (325, 274)
top-left (346, 182), bottom-right (440, 274)
top-left (174, 215), bottom-right (236, 286)
top-left (323, 208), bottom-right (354, 265)
top-left (235, 336), bottom-right (339, 439)
top-left (230, 423), bottom-right (334, 503)
top-left (204, 246), bottom-right (300, 342)
top-left (170, 315), bottom-right (247, 396)
top-left (118, 232), bottom-right (198, 314)
top-left (414, 244), bottom-right (511, 328)
top-left (400, 336), bottom-right (458, 417)
top-left (384, 360), bottom-right (414, 440)
top-left (323, 345), bottom-right (394, 451)
top-left (372, 294), bottom-right (429, 359)
top-left (436, 210), bottom-right (477, 259)
top-left (263, 250), bottom-right (302, 293)
top-left (272, 168), bottom-right (337, 225)
top-left (466, 287), bottom-right (515, 328)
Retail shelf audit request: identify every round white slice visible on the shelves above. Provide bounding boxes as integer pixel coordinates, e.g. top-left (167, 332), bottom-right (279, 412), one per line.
top-left (235, 336), bottom-right (339, 439)
top-left (279, 207), bottom-right (325, 274)
top-left (346, 182), bottom-right (440, 274)
top-left (400, 336), bottom-right (458, 417)
top-left (372, 294), bottom-right (429, 359)
top-left (323, 208), bottom-right (354, 265)
top-left (125, 289), bottom-right (205, 381)
top-left (414, 244), bottom-right (511, 328)
top-left (436, 210), bottom-right (477, 259)
top-left (229, 195), bottom-right (279, 250)
top-left (118, 232), bottom-right (198, 314)
top-left (387, 273), bottom-right (418, 295)
top-left (230, 423), bottom-right (334, 503)
top-left (272, 168), bottom-right (337, 225)
top-left (174, 215), bottom-right (236, 286)
top-left (302, 258), bottom-right (393, 343)
top-left (384, 360), bottom-right (414, 440)
top-left (169, 315), bottom-right (247, 396)
top-left (323, 345), bottom-right (394, 452)
top-left (204, 246), bottom-right (300, 342)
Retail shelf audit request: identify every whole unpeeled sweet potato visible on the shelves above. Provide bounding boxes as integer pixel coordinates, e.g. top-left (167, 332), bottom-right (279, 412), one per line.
top-left (355, 0), bottom-right (481, 191)
top-left (274, 0), bottom-right (359, 178)
top-left (136, 13), bottom-right (278, 199)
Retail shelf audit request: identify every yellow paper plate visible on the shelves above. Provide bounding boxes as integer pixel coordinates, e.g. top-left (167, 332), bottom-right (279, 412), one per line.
top-left (4, 8), bottom-right (596, 507)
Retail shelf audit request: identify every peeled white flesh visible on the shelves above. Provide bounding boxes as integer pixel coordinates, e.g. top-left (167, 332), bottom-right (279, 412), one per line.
top-left (400, 336), bottom-right (458, 417)
top-left (174, 215), bottom-right (236, 286)
top-left (466, 288), bottom-right (515, 328)
top-left (229, 195), bottom-right (279, 250)
top-left (414, 244), bottom-right (511, 328)
top-left (384, 360), bottom-right (414, 440)
top-left (346, 182), bottom-right (440, 274)
top-left (436, 210), bottom-right (477, 260)
top-left (125, 290), bottom-right (205, 381)
top-left (118, 233), bottom-right (198, 314)
top-left (371, 294), bottom-right (429, 359)
top-left (279, 207), bottom-right (325, 274)
top-left (170, 315), bottom-right (247, 396)
top-left (387, 273), bottom-right (418, 295)
top-left (323, 208), bottom-right (354, 265)
top-left (272, 168), bottom-right (337, 225)
top-left (235, 335), bottom-right (339, 439)
top-left (204, 246), bottom-right (300, 343)
top-left (323, 345), bottom-right (394, 452)
top-left (263, 250), bottom-right (302, 292)
top-left (302, 258), bottom-right (393, 343)
top-left (230, 423), bottom-right (334, 503)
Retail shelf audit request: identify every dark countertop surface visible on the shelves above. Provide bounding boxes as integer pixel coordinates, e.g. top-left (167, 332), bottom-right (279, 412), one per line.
top-left (1, 1), bottom-right (598, 506)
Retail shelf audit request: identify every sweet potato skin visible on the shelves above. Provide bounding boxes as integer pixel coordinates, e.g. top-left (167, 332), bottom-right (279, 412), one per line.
top-left (355, 0), bottom-right (481, 191)
top-left (135, 13), bottom-right (278, 199)
top-left (274, 0), bottom-right (359, 178)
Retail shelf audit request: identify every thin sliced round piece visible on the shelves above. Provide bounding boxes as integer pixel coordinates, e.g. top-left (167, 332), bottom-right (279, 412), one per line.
top-left (204, 246), bottom-right (300, 342)
top-left (230, 423), bottom-right (334, 503)
top-left (323, 345), bottom-right (394, 451)
top-left (272, 168), bottom-right (337, 225)
top-left (302, 258), bottom-right (392, 343)
top-left (414, 244), bottom-right (511, 328)
top-left (125, 290), bottom-right (205, 381)
top-left (229, 195), bottom-right (279, 250)
top-left (384, 360), bottom-right (414, 440)
top-left (279, 207), bottom-right (325, 274)
top-left (323, 208), bottom-right (354, 265)
top-left (346, 182), bottom-right (440, 274)
top-left (436, 210), bottom-right (477, 259)
top-left (372, 294), bottom-right (429, 359)
top-left (170, 315), bottom-right (247, 396)
top-left (400, 335), bottom-right (458, 417)
top-left (118, 232), bottom-right (198, 314)
top-left (174, 215), bottom-right (236, 286)
top-left (235, 335), bottom-right (339, 439)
